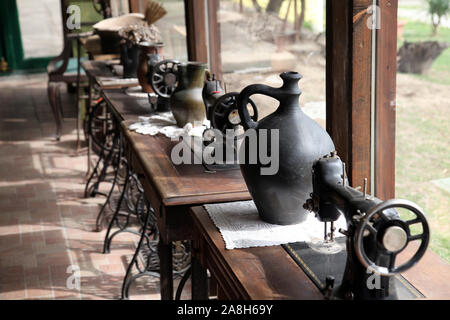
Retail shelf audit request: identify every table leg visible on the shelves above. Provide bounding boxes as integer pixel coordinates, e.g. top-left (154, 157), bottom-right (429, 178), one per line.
top-left (191, 256), bottom-right (208, 300)
top-left (76, 37), bottom-right (81, 151)
top-left (85, 77), bottom-right (93, 179)
top-left (159, 239), bottom-right (173, 300)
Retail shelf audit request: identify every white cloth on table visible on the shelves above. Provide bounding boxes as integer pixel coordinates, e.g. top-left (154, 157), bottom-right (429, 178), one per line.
top-left (203, 200), bottom-right (346, 250)
top-left (128, 114), bottom-right (209, 139)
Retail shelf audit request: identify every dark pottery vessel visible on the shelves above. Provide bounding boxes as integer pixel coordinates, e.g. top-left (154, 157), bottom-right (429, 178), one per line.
top-left (96, 30), bottom-right (122, 54)
top-left (120, 42), bottom-right (140, 78)
top-left (170, 62), bottom-right (207, 128)
top-left (137, 41), bottom-right (164, 93)
top-left (237, 71), bottom-right (335, 225)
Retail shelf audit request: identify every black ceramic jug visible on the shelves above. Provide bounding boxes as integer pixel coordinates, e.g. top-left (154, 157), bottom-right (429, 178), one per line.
top-left (237, 71), bottom-right (335, 225)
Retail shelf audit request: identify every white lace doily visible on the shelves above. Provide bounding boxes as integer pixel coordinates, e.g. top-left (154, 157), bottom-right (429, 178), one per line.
top-left (129, 114), bottom-right (209, 139)
top-left (204, 200), bottom-right (346, 250)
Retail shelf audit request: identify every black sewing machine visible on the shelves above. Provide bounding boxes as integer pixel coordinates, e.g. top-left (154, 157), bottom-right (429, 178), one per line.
top-left (201, 72), bottom-right (258, 171)
top-left (148, 59), bottom-right (180, 112)
top-left (301, 151), bottom-right (430, 300)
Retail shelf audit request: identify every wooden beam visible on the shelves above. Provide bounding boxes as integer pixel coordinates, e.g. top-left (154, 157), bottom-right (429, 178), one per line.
top-left (326, 0), bottom-right (352, 179)
top-left (207, 0), bottom-right (223, 79)
top-left (375, 0), bottom-right (397, 199)
top-left (326, 0), bottom-right (373, 190)
top-left (128, 0), bottom-right (142, 13)
top-left (351, 0), bottom-right (373, 191)
top-left (184, 0), bottom-right (208, 63)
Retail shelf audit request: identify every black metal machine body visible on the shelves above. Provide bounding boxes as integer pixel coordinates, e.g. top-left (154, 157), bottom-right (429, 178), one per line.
top-left (201, 72), bottom-right (258, 170)
top-left (304, 151), bottom-right (430, 300)
top-left (148, 59), bottom-right (180, 112)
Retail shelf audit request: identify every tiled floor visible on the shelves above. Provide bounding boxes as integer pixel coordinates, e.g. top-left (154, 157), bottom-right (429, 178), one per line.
top-left (0, 73), bottom-right (187, 300)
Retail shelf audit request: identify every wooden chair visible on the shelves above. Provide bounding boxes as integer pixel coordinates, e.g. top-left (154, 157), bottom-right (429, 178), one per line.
top-left (47, 0), bottom-right (109, 142)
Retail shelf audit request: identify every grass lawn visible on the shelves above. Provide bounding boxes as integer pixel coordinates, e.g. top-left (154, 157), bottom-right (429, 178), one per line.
top-left (396, 20), bottom-right (450, 262)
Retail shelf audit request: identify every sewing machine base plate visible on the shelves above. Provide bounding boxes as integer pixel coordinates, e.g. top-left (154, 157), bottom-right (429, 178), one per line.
top-left (282, 238), bottom-right (424, 300)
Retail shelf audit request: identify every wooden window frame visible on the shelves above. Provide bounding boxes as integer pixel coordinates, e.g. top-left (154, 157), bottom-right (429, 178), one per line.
top-left (326, 0), bottom-right (397, 199)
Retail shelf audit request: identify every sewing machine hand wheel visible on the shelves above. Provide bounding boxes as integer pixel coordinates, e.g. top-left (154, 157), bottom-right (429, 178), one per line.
top-left (211, 92), bottom-right (258, 132)
top-left (354, 199), bottom-right (430, 276)
top-left (151, 60), bottom-right (180, 98)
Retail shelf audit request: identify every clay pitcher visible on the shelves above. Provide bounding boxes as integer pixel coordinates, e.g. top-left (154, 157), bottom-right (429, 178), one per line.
top-left (237, 71), bottom-right (335, 225)
top-left (170, 62), bottom-right (207, 127)
top-left (137, 41), bottom-right (164, 93)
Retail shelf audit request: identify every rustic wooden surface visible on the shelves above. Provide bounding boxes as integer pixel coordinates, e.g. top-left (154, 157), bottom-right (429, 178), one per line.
top-left (102, 89), bottom-right (153, 122)
top-left (121, 121), bottom-right (250, 210)
top-left (191, 205), bottom-right (450, 300)
top-left (190, 206), bottom-right (323, 300)
top-left (82, 60), bottom-right (139, 89)
top-left (399, 242), bottom-right (450, 299)
top-left (82, 60), bottom-right (115, 80)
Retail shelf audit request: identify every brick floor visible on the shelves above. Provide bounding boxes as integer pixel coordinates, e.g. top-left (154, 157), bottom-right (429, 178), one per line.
top-left (0, 74), bottom-right (191, 300)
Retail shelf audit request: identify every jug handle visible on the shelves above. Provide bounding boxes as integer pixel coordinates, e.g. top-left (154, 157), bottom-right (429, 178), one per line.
top-left (237, 84), bottom-right (282, 130)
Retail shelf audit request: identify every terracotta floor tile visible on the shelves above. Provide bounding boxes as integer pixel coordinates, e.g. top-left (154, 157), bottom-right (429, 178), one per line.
top-left (0, 74), bottom-right (160, 300)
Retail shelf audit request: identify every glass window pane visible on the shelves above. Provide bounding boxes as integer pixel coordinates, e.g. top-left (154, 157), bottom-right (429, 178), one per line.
top-left (396, 2), bottom-right (450, 262)
top-left (216, 0), bottom-right (326, 127)
top-left (155, 0), bottom-right (188, 61)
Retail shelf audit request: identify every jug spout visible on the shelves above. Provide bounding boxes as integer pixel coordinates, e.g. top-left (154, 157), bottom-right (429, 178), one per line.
top-left (280, 71), bottom-right (303, 95)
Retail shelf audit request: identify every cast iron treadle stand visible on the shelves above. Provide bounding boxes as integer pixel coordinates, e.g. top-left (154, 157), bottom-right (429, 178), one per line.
top-left (102, 160), bottom-right (153, 253)
top-left (121, 235), bottom-right (191, 300)
top-left (84, 99), bottom-right (119, 200)
top-left (94, 133), bottom-right (129, 232)
top-left (100, 153), bottom-right (192, 299)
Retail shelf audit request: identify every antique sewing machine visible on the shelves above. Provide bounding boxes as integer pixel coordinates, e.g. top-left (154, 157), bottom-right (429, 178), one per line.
top-left (201, 72), bottom-right (258, 170)
top-left (148, 59), bottom-right (180, 111)
top-left (301, 151), bottom-right (430, 300)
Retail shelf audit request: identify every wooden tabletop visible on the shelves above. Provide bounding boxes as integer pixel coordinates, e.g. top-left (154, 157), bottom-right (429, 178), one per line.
top-left (190, 205), bottom-right (450, 300)
top-left (102, 89), bottom-right (152, 122)
top-left (82, 60), bottom-right (116, 79)
top-left (82, 60), bottom-right (139, 89)
top-left (121, 122), bottom-right (250, 208)
top-left (191, 206), bottom-right (323, 300)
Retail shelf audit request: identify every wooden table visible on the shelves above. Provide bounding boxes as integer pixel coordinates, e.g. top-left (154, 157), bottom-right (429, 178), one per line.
top-left (102, 89), bottom-right (151, 122)
top-left (102, 89), bottom-right (251, 299)
top-left (82, 60), bottom-right (140, 117)
top-left (82, 60), bottom-right (138, 89)
top-left (190, 206), bottom-right (450, 300)
top-left (82, 61), bottom-right (140, 177)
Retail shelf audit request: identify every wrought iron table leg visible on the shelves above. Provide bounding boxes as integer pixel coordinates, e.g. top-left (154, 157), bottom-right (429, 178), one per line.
top-left (95, 135), bottom-right (123, 232)
top-left (84, 130), bottom-right (118, 198)
top-left (121, 206), bottom-right (159, 300)
top-left (103, 165), bottom-right (151, 249)
top-left (84, 146), bottom-right (106, 197)
top-left (102, 163), bottom-right (131, 247)
top-left (175, 267), bottom-right (192, 300)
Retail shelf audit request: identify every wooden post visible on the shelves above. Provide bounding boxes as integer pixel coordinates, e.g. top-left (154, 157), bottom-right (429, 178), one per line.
top-left (128, 0), bottom-right (142, 13)
top-left (326, 0), bottom-right (373, 191)
top-left (207, 0), bottom-right (223, 79)
top-left (375, 0), bottom-right (397, 199)
top-left (184, 0), bottom-right (208, 63)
